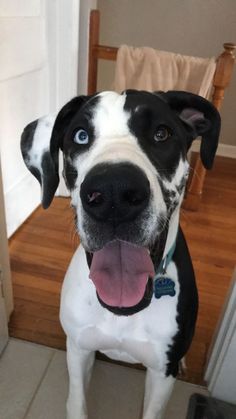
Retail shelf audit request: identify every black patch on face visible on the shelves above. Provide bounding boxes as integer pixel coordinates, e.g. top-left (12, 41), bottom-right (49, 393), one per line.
top-left (62, 96), bottom-right (100, 169)
top-left (63, 158), bottom-right (78, 190)
top-left (61, 95), bottom-right (102, 191)
top-left (124, 91), bottom-right (188, 182)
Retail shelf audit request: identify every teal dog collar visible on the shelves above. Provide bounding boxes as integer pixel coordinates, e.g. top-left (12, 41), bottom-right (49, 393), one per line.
top-left (154, 240), bottom-right (176, 299)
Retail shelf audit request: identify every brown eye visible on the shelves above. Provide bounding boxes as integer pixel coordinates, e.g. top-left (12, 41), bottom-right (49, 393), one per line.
top-left (154, 126), bottom-right (171, 142)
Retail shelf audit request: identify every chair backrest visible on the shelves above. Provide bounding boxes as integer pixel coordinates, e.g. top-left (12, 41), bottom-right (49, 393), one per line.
top-left (112, 46), bottom-right (217, 99)
top-left (88, 9), bottom-right (235, 113)
top-left (87, 9), bottom-right (235, 211)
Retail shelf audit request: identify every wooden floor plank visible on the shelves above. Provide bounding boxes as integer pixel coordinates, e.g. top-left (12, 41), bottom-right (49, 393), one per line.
top-left (12, 284), bottom-right (61, 307)
top-left (8, 156), bottom-right (236, 385)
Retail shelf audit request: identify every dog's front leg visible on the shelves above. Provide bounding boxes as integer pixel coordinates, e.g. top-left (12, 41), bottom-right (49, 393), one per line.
top-left (142, 369), bottom-right (175, 419)
top-left (66, 338), bottom-right (95, 419)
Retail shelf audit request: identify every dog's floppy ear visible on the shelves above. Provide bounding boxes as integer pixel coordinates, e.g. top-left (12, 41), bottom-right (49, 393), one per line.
top-left (21, 96), bottom-right (89, 209)
top-left (163, 91), bottom-right (221, 169)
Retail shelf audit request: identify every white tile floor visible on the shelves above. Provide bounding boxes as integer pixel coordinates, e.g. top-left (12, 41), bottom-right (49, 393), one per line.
top-left (0, 339), bottom-right (209, 419)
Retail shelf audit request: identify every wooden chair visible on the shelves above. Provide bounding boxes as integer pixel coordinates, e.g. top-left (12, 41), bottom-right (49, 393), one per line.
top-left (87, 9), bottom-right (236, 211)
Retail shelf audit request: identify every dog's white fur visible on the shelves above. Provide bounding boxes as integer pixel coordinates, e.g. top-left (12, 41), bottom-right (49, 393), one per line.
top-left (57, 92), bottom-right (189, 419)
top-left (23, 92), bottom-right (194, 419)
top-left (60, 220), bottom-right (179, 419)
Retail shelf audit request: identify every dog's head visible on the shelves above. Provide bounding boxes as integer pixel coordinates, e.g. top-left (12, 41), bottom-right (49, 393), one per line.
top-left (21, 90), bottom-right (220, 314)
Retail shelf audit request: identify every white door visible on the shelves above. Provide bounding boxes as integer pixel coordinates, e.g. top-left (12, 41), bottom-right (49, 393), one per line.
top-left (0, 0), bottom-right (82, 355)
top-left (0, 0), bottom-right (81, 237)
top-left (0, 0), bottom-right (50, 237)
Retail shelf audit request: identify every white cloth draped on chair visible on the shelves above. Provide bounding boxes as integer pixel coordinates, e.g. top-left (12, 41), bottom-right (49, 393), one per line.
top-left (113, 45), bottom-right (216, 99)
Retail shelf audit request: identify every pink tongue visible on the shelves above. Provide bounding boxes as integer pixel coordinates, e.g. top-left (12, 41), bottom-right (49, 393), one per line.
top-left (89, 241), bottom-right (155, 308)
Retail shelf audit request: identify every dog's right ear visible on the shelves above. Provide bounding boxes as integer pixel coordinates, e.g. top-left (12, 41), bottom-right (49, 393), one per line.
top-left (162, 91), bottom-right (221, 170)
top-left (21, 96), bottom-right (89, 209)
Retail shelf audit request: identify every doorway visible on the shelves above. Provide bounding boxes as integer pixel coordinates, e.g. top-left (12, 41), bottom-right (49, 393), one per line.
top-left (1, 0), bottom-right (236, 388)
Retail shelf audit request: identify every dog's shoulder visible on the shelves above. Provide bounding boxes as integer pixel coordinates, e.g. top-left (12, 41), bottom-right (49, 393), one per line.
top-left (166, 227), bottom-right (198, 376)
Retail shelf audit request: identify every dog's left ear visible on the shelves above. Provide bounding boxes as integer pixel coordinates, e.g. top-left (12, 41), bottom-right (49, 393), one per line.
top-left (163, 91), bottom-right (221, 169)
top-left (21, 96), bottom-right (89, 209)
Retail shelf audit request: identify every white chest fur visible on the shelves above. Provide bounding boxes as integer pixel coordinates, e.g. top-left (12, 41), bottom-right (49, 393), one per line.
top-left (60, 245), bottom-right (180, 372)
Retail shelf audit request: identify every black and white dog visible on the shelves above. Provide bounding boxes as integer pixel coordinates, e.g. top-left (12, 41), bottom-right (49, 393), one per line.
top-left (21, 90), bottom-right (220, 419)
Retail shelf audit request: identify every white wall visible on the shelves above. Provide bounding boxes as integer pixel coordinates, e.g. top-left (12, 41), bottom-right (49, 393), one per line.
top-left (0, 160), bottom-right (12, 349)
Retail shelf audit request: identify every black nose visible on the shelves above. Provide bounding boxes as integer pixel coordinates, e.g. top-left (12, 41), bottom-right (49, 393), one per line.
top-left (80, 163), bottom-right (150, 224)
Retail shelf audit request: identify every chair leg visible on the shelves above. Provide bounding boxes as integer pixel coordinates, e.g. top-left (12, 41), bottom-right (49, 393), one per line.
top-left (183, 155), bottom-right (206, 211)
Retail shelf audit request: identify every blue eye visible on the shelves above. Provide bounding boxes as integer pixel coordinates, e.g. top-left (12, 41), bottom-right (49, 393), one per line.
top-left (74, 129), bottom-right (89, 144)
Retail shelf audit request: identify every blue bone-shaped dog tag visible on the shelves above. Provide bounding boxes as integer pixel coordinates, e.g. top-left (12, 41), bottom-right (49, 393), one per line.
top-left (154, 277), bottom-right (176, 299)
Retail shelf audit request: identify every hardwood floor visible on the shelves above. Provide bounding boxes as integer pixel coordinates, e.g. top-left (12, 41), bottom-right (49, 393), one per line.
top-left (9, 198), bottom-right (77, 349)
top-left (9, 156), bottom-right (236, 384)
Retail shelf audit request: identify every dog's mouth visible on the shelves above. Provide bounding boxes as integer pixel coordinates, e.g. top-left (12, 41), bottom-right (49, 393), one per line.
top-left (88, 240), bottom-right (155, 315)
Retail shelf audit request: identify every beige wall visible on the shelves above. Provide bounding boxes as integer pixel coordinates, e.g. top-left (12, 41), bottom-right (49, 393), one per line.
top-left (97, 0), bottom-right (236, 146)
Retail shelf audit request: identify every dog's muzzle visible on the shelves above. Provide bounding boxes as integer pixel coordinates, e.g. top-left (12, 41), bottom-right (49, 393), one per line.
top-left (80, 162), bottom-right (150, 225)
top-left (79, 163), bottom-right (157, 314)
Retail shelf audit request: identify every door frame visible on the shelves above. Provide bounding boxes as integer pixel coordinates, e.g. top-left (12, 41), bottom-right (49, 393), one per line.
top-left (204, 268), bottom-right (236, 402)
top-left (0, 159), bottom-right (13, 320)
top-left (45, 0), bottom-right (97, 196)
top-left (45, 0), bottom-right (81, 112)
top-left (45, 0), bottom-right (81, 197)
top-left (0, 159), bottom-right (13, 354)
top-left (1, 2), bottom-right (235, 392)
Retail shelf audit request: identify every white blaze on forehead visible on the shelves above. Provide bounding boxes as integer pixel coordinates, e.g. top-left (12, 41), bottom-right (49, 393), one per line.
top-left (92, 91), bottom-right (130, 138)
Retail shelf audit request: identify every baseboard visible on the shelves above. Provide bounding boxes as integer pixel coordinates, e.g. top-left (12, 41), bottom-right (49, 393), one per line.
top-left (191, 141), bottom-right (236, 158)
top-left (4, 173), bottom-right (41, 238)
